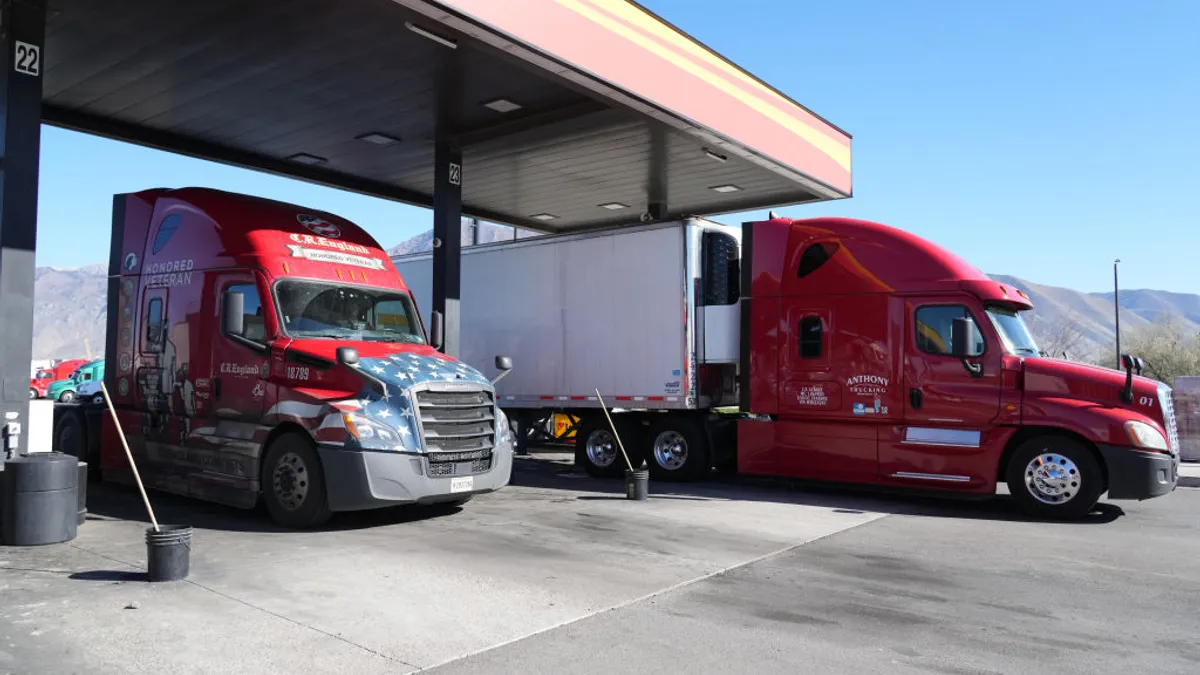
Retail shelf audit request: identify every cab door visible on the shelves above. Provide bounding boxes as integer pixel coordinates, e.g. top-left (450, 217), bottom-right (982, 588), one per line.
top-left (202, 271), bottom-right (271, 505)
top-left (880, 297), bottom-right (1003, 486)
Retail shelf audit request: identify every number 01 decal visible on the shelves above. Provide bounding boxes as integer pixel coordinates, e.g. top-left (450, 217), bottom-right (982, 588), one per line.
top-left (14, 42), bottom-right (40, 77)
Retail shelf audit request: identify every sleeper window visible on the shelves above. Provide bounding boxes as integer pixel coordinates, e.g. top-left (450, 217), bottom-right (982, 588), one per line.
top-left (144, 298), bottom-right (164, 353)
top-left (799, 316), bottom-right (823, 359)
top-left (797, 242), bottom-right (839, 278)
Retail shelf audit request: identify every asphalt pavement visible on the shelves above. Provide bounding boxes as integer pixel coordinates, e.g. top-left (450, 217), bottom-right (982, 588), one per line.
top-left (429, 483), bottom-right (1200, 675)
top-left (2, 453), bottom-right (1198, 675)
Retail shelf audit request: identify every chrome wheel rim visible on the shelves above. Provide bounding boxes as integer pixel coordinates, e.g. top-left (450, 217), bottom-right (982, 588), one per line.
top-left (1024, 452), bottom-right (1080, 505)
top-left (585, 429), bottom-right (618, 468)
top-left (273, 451), bottom-right (310, 511)
top-left (653, 431), bottom-right (688, 470)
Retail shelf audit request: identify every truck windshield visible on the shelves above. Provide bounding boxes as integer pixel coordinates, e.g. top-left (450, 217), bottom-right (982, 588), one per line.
top-left (275, 280), bottom-right (426, 344)
top-left (986, 305), bottom-right (1040, 356)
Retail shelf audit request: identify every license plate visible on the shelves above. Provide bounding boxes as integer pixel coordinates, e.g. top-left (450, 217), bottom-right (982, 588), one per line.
top-left (450, 476), bottom-right (474, 493)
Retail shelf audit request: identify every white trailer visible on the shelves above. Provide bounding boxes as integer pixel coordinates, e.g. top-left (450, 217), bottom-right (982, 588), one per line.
top-left (392, 218), bottom-right (743, 480)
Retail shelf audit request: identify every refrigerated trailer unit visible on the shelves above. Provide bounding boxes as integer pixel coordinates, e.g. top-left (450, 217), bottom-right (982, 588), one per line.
top-left (393, 215), bottom-right (1181, 519)
top-left (396, 219), bottom-right (743, 409)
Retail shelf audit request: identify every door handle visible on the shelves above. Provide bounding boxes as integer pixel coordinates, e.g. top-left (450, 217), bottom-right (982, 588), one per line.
top-left (214, 377), bottom-right (222, 399)
top-left (909, 388), bottom-right (923, 410)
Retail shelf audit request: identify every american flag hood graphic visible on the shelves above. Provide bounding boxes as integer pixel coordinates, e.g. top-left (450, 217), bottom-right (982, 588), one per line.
top-left (275, 350), bottom-right (497, 453)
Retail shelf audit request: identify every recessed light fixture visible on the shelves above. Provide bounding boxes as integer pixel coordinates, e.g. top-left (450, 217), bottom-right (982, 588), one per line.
top-left (357, 132), bottom-right (401, 146)
top-left (703, 148), bottom-right (728, 162)
top-left (530, 213), bottom-right (558, 221)
top-left (709, 184), bottom-right (742, 193)
top-left (483, 98), bottom-right (522, 113)
top-left (288, 153), bottom-right (327, 165)
top-left (599, 202), bottom-right (629, 210)
top-left (405, 21), bottom-right (458, 49)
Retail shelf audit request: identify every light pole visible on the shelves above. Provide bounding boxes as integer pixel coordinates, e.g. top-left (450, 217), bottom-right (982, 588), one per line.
top-left (1114, 258), bottom-right (1121, 369)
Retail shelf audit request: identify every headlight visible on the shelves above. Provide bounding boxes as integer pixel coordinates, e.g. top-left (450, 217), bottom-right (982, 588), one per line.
top-left (496, 407), bottom-right (513, 446)
top-left (1125, 420), bottom-right (1169, 451)
top-left (343, 412), bottom-right (405, 451)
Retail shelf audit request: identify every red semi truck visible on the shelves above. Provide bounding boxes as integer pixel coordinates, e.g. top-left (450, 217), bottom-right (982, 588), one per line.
top-left (393, 215), bottom-right (1181, 518)
top-left (54, 188), bottom-right (515, 527)
top-left (31, 358), bottom-right (88, 399)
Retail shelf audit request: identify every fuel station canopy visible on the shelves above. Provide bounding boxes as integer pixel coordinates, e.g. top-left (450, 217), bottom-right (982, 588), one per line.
top-left (0, 0), bottom-right (854, 447)
top-left (41, 0), bottom-right (852, 231)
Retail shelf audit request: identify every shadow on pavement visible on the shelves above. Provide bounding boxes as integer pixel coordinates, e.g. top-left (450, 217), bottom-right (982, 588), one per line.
top-left (84, 481), bottom-right (467, 534)
top-left (69, 570), bottom-right (146, 582)
top-left (512, 452), bottom-right (1127, 525)
top-left (79, 449), bottom-right (1128, 534)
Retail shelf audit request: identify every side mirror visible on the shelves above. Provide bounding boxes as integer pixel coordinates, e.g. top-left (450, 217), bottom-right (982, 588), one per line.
top-left (430, 311), bottom-right (444, 351)
top-left (336, 347), bottom-right (359, 366)
top-left (950, 317), bottom-right (984, 378)
top-left (951, 317), bottom-right (979, 358)
top-left (1120, 353), bottom-right (1137, 403)
top-left (492, 355), bottom-right (513, 385)
top-left (222, 291), bottom-right (245, 337)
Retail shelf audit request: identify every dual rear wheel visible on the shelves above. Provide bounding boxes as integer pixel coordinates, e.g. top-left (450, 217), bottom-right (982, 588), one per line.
top-left (575, 414), bottom-right (710, 482)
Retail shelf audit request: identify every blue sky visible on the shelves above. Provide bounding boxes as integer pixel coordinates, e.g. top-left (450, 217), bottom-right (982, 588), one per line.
top-left (36, 0), bottom-right (1198, 293)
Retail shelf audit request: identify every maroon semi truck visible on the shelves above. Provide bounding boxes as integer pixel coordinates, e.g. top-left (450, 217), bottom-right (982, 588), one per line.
top-left (393, 215), bottom-right (1181, 519)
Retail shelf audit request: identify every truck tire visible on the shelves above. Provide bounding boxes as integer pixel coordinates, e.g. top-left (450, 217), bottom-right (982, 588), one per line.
top-left (54, 410), bottom-right (88, 462)
top-left (29, 388), bottom-right (37, 400)
top-left (574, 415), bottom-right (643, 478)
top-left (59, 390), bottom-right (76, 404)
top-left (261, 432), bottom-right (332, 529)
top-left (645, 417), bottom-right (710, 482)
top-left (1005, 436), bottom-right (1104, 520)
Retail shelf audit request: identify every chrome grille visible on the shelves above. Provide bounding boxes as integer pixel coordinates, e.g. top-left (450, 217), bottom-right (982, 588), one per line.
top-left (416, 386), bottom-right (496, 474)
top-left (1160, 385), bottom-right (1180, 453)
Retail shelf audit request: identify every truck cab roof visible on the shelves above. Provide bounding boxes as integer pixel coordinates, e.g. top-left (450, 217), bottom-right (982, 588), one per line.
top-left (114, 187), bottom-right (404, 291)
top-left (751, 216), bottom-right (1033, 309)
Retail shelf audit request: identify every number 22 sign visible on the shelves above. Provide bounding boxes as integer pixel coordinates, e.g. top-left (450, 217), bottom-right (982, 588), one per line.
top-left (14, 42), bottom-right (40, 77)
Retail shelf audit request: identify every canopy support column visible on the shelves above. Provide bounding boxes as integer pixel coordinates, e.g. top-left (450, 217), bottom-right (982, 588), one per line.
top-left (0, 0), bottom-right (47, 459)
top-left (431, 138), bottom-right (463, 358)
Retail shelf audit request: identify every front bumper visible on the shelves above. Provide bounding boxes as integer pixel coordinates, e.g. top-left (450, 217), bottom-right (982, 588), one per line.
top-left (317, 442), bottom-right (514, 512)
top-left (1097, 444), bottom-right (1179, 500)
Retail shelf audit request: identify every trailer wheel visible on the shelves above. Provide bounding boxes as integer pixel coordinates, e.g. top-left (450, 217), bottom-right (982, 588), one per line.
top-left (262, 432), bottom-right (332, 529)
top-left (59, 390), bottom-right (76, 404)
top-left (575, 415), bottom-right (643, 478)
top-left (646, 417), bottom-right (710, 482)
top-left (1005, 436), bottom-right (1104, 520)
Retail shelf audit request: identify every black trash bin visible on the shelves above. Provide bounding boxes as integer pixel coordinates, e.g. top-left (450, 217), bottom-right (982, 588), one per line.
top-left (1, 452), bottom-right (79, 546)
top-left (76, 460), bottom-right (88, 526)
